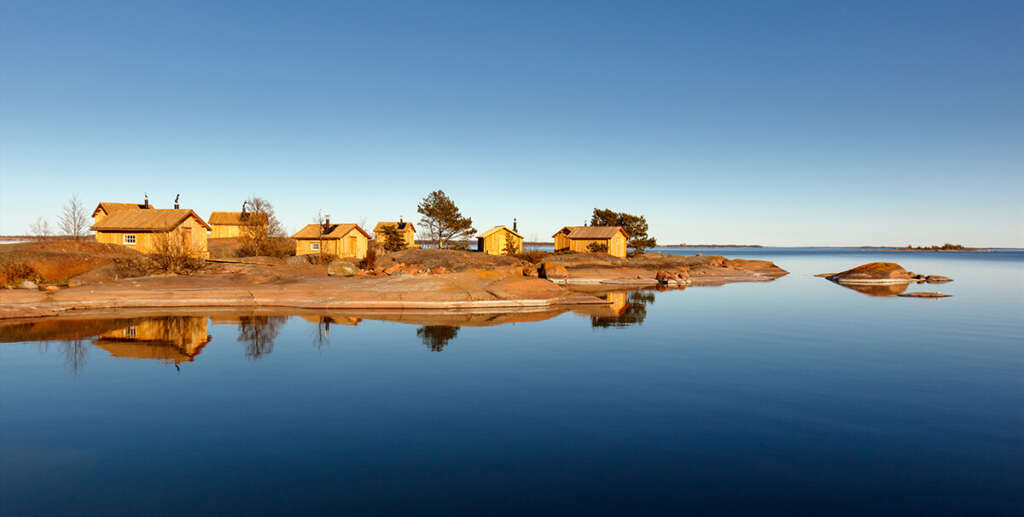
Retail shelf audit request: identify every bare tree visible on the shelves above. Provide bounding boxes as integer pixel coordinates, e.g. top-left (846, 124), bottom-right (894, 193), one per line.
top-left (58, 194), bottom-right (90, 240)
top-left (30, 217), bottom-right (52, 240)
top-left (237, 196), bottom-right (287, 256)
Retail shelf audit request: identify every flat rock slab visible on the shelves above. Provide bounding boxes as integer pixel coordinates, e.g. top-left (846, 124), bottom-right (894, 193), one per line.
top-left (897, 292), bottom-right (952, 298)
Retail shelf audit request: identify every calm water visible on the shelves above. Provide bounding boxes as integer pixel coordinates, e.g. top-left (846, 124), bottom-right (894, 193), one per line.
top-left (2, 249), bottom-right (1022, 515)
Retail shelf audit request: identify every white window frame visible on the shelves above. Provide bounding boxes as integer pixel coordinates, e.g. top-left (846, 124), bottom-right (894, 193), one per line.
top-left (310, 241), bottom-right (320, 251)
top-left (124, 234), bottom-right (137, 245)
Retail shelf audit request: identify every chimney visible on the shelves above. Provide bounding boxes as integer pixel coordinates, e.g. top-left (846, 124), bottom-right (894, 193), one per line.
top-left (513, 218), bottom-right (517, 233)
top-left (323, 215), bottom-right (331, 233)
top-left (174, 194), bottom-right (180, 209)
top-left (144, 193), bottom-right (150, 209)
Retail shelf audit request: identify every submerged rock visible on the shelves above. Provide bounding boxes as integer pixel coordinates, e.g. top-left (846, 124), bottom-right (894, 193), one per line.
top-left (925, 275), bottom-right (953, 283)
top-left (898, 292), bottom-right (952, 298)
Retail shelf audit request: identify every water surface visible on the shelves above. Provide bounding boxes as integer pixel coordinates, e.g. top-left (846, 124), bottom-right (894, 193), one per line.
top-left (2, 249), bottom-right (1022, 515)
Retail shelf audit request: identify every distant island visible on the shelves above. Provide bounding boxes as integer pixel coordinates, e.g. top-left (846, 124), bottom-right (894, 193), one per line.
top-left (885, 243), bottom-right (989, 252)
top-left (663, 244), bottom-right (764, 248)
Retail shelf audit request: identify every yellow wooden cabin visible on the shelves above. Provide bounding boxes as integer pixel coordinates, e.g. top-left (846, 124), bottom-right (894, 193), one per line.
top-left (91, 209), bottom-right (211, 258)
top-left (91, 201), bottom-right (152, 225)
top-left (292, 220), bottom-right (370, 259)
top-left (209, 211), bottom-right (269, 239)
top-left (477, 225), bottom-right (523, 256)
top-left (552, 226), bottom-right (629, 258)
top-left (373, 221), bottom-right (417, 248)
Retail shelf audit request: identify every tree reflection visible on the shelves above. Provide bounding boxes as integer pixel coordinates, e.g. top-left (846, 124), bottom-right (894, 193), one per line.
top-left (591, 291), bottom-right (655, 328)
top-left (59, 339), bottom-right (88, 374)
top-left (416, 325), bottom-right (460, 352)
top-left (237, 315), bottom-right (287, 359)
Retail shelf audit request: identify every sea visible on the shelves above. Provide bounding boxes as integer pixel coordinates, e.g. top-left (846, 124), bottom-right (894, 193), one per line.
top-left (2, 247), bottom-right (1021, 515)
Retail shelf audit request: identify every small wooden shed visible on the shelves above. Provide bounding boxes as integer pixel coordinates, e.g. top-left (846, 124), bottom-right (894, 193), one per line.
top-left (552, 226), bottom-right (629, 258)
top-left (292, 221), bottom-right (370, 259)
top-left (91, 209), bottom-right (211, 258)
top-left (373, 221), bottom-right (417, 248)
top-left (209, 211), bottom-right (269, 239)
top-left (92, 201), bottom-right (152, 225)
top-left (477, 225), bottom-right (523, 256)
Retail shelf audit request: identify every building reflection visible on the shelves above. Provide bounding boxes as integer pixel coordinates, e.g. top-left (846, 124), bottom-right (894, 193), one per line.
top-left (416, 325), bottom-right (460, 352)
top-left (93, 316), bottom-right (211, 365)
top-left (590, 290), bottom-right (655, 328)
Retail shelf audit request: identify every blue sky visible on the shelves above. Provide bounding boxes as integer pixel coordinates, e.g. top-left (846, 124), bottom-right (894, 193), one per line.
top-left (1, 0), bottom-right (1022, 246)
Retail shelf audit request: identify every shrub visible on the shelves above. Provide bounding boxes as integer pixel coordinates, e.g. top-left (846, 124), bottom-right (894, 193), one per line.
top-left (151, 234), bottom-right (204, 274)
top-left (358, 247), bottom-right (377, 270)
top-left (513, 251), bottom-right (550, 264)
top-left (587, 242), bottom-right (609, 253)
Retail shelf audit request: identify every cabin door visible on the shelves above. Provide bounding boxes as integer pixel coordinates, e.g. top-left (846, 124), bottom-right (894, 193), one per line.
top-left (345, 236), bottom-right (357, 256)
top-left (182, 227), bottom-right (192, 252)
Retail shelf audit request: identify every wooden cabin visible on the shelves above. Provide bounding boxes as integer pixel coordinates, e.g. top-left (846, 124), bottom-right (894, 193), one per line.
top-left (208, 211), bottom-right (269, 239)
top-left (552, 226), bottom-right (629, 258)
top-left (373, 221), bottom-right (417, 248)
top-left (91, 209), bottom-right (211, 258)
top-left (91, 201), bottom-right (151, 225)
top-left (292, 220), bottom-right (370, 259)
top-left (477, 225), bottom-right (523, 256)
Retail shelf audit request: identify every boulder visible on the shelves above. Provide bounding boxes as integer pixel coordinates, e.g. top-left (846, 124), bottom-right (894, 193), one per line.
top-left (926, 275), bottom-right (953, 283)
top-left (285, 256), bottom-right (311, 266)
top-left (17, 280), bottom-right (38, 290)
top-left (44, 285), bottom-right (60, 293)
top-left (655, 270), bottom-right (677, 285)
top-left (522, 266), bottom-right (539, 278)
top-left (825, 262), bottom-right (913, 284)
top-left (539, 262), bottom-right (569, 280)
top-left (430, 266), bottom-right (450, 275)
top-left (327, 260), bottom-right (359, 277)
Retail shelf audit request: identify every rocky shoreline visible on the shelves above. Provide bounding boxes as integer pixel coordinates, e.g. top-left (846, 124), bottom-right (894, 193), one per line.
top-left (0, 247), bottom-right (789, 321)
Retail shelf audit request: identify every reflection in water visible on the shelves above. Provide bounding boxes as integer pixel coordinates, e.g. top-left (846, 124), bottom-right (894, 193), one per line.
top-left (94, 317), bottom-right (210, 365)
top-left (416, 326), bottom-right (460, 352)
top-left (60, 340), bottom-right (88, 374)
top-left (299, 315), bottom-right (362, 349)
top-left (830, 281), bottom-right (910, 297)
top-left (237, 316), bottom-right (287, 359)
top-left (591, 291), bottom-right (655, 328)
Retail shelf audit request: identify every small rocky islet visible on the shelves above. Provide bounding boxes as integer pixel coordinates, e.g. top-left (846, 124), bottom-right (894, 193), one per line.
top-left (818, 262), bottom-right (953, 298)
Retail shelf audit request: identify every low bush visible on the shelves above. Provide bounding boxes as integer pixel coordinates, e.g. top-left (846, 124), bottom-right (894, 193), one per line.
top-left (358, 247), bottom-right (377, 270)
top-left (513, 251), bottom-right (550, 264)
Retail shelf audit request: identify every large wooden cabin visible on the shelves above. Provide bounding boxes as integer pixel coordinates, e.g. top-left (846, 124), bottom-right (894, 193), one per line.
top-left (552, 226), bottom-right (629, 258)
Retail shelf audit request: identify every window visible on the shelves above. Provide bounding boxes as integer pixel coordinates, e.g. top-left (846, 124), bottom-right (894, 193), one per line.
top-left (124, 234), bottom-right (137, 245)
top-left (310, 242), bottom-right (320, 251)
top-left (126, 326), bottom-right (137, 338)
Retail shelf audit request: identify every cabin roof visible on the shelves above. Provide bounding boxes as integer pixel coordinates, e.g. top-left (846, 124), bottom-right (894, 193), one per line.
top-left (92, 202), bottom-right (150, 217)
top-left (374, 221), bottom-right (415, 233)
top-left (478, 225), bottom-right (523, 239)
top-left (91, 209), bottom-right (211, 232)
top-left (208, 211), bottom-right (269, 226)
top-left (292, 223), bottom-right (370, 240)
top-left (553, 226), bottom-right (629, 240)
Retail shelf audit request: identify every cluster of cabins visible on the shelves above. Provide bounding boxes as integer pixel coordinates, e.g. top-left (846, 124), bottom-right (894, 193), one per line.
top-left (88, 199), bottom-right (632, 259)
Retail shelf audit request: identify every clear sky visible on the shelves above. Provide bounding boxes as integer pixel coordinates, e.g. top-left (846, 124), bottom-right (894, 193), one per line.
top-left (1, 1), bottom-right (1022, 246)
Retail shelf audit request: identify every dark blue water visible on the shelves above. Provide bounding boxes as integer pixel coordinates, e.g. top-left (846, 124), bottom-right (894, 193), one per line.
top-left (2, 249), bottom-right (1021, 515)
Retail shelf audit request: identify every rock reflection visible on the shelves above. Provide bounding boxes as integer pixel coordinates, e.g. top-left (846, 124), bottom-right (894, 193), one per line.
top-left (590, 290), bottom-right (655, 328)
top-left (416, 325), bottom-right (460, 352)
top-left (237, 315), bottom-right (287, 359)
top-left (830, 281), bottom-right (910, 297)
